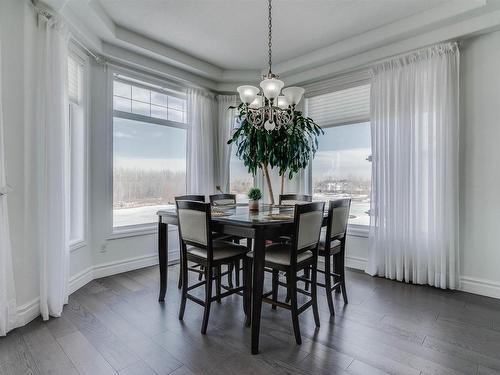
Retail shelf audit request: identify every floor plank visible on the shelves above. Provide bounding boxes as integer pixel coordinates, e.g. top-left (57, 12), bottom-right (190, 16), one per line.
top-left (2, 265), bottom-right (499, 375)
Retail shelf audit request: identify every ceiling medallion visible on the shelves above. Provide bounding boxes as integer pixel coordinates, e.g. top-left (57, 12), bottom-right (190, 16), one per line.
top-left (237, 0), bottom-right (305, 131)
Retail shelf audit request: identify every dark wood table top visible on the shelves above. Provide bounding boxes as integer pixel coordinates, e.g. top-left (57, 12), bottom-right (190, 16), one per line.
top-left (158, 203), bottom-right (326, 227)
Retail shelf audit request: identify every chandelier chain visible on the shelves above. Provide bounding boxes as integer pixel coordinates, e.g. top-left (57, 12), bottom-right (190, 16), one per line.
top-left (268, 0), bottom-right (272, 74)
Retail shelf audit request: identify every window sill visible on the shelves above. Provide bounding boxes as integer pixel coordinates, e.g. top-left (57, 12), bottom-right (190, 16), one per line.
top-left (109, 224), bottom-right (157, 240)
top-left (110, 221), bottom-right (180, 240)
top-left (347, 224), bottom-right (369, 238)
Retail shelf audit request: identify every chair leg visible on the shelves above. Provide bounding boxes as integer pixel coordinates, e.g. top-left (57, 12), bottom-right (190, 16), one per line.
top-left (303, 266), bottom-right (311, 291)
top-left (201, 266), bottom-right (213, 334)
top-left (227, 263), bottom-right (234, 288)
top-left (178, 234), bottom-right (183, 289)
top-left (289, 271), bottom-right (302, 345)
top-left (244, 257), bottom-right (252, 327)
top-left (285, 273), bottom-right (291, 303)
top-left (333, 254), bottom-right (341, 294)
top-left (324, 253), bottom-right (335, 316)
top-left (234, 259), bottom-right (241, 287)
top-left (177, 257), bottom-right (183, 289)
top-left (178, 254), bottom-right (188, 320)
top-left (340, 250), bottom-right (348, 304)
top-left (311, 263), bottom-right (320, 328)
top-left (198, 265), bottom-right (204, 281)
top-left (242, 257), bottom-right (250, 324)
top-left (216, 266), bottom-right (222, 304)
top-left (271, 270), bottom-right (279, 310)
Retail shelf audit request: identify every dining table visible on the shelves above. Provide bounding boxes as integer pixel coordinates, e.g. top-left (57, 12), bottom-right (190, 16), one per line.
top-left (157, 203), bottom-right (328, 354)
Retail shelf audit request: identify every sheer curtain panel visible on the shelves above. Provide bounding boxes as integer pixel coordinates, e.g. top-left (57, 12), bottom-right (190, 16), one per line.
top-left (0, 35), bottom-right (18, 336)
top-left (367, 43), bottom-right (459, 289)
top-left (34, 13), bottom-right (70, 319)
top-left (187, 88), bottom-right (216, 197)
top-left (216, 95), bottom-right (237, 193)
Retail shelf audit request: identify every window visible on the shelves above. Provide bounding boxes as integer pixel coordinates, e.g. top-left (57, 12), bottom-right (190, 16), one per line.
top-left (68, 53), bottom-right (87, 245)
top-left (308, 84), bottom-right (371, 226)
top-left (229, 117), bottom-right (254, 202)
top-left (230, 145), bottom-right (253, 203)
top-left (312, 123), bottom-right (371, 225)
top-left (113, 76), bottom-right (187, 123)
top-left (112, 75), bottom-right (187, 228)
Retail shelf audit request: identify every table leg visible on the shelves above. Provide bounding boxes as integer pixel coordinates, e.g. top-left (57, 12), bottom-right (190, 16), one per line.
top-left (251, 229), bottom-right (265, 354)
top-left (158, 221), bottom-right (168, 302)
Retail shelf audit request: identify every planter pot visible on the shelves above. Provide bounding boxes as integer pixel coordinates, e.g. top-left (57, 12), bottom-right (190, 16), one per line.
top-left (248, 200), bottom-right (259, 211)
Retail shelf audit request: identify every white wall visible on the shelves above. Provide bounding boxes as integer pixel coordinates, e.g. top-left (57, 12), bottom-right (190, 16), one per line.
top-left (459, 31), bottom-right (500, 298)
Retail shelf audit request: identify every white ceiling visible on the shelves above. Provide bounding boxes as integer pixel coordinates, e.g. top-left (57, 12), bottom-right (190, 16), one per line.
top-left (55, 0), bottom-right (499, 89)
top-left (97, 0), bottom-right (450, 70)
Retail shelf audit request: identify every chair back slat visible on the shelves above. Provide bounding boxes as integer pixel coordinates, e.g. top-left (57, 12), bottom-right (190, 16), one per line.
top-left (175, 195), bottom-right (205, 202)
top-left (176, 200), bottom-right (211, 248)
top-left (328, 199), bottom-right (351, 240)
top-left (210, 194), bottom-right (236, 206)
top-left (279, 194), bottom-right (312, 206)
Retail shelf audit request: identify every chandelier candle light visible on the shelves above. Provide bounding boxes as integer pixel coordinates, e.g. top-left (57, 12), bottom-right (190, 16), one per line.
top-left (237, 0), bottom-right (305, 131)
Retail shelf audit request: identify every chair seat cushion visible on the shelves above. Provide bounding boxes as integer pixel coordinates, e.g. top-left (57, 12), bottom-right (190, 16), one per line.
top-left (247, 243), bottom-right (313, 266)
top-left (187, 240), bottom-right (248, 261)
top-left (318, 232), bottom-right (342, 255)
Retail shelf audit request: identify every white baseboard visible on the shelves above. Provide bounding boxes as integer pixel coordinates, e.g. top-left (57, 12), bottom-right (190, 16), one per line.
top-left (69, 267), bottom-right (95, 295)
top-left (345, 256), bottom-right (368, 271)
top-left (16, 298), bottom-right (40, 327)
top-left (460, 276), bottom-right (500, 299)
top-left (93, 254), bottom-right (159, 279)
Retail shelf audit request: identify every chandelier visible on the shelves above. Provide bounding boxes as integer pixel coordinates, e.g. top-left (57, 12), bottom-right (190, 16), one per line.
top-left (237, 0), bottom-right (305, 131)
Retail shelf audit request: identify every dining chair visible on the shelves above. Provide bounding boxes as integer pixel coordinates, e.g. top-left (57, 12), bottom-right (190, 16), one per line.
top-left (317, 198), bottom-right (351, 316)
top-left (177, 200), bottom-right (251, 334)
top-left (209, 193), bottom-right (250, 288)
top-left (247, 201), bottom-right (325, 345)
top-left (278, 193), bottom-right (313, 290)
top-left (175, 195), bottom-right (206, 290)
top-left (279, 194), bottom-right (312, 206)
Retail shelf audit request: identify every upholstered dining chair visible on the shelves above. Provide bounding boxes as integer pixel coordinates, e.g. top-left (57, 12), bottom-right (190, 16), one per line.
top-left (279, 194), bottom-right (312, 206)
top-left (317, 198), bottom-right (351, 316)
top-left (247, 201), bottom-right (325, 345)
top-left (176, 200), bottom-right (251, 334)
top-left (278, 193), bottom-right (313, 289)
top-left (175, 195), bottom-right (206, 289)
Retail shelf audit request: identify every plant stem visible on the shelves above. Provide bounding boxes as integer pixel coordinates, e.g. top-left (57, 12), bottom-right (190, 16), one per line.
top-left (280, 173), bottom-right (285, 195)
top-left (261, 163), bottom-right (275, 206)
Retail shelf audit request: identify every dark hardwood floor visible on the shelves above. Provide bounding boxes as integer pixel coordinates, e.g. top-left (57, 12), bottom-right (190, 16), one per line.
top-left (1, 264), bottom-right (500, 375)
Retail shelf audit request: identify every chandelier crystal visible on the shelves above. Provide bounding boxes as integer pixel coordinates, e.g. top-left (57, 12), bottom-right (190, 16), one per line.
top-left (237, 0), bottom-right (304, 131)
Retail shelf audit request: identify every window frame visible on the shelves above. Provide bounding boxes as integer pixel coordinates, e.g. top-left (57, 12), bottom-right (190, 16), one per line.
top-left (68, 43), bottom-right (90, 251)
top-left (109, 68), bottom-right (189, 234)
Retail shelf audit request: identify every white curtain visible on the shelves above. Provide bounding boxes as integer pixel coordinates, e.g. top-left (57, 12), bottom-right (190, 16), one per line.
top-left (187, 88), bottom-right (216, 197)
top-left (367, 43), bottom-right (459, 289)
top-left (215, 95), bottom-right (237, 193)
top-left (0, 34), bottom-right (18, 336)
top-left (34, 13), bottom-right (70, 319)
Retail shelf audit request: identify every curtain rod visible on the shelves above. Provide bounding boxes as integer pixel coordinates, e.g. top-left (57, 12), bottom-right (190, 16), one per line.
top-left (31, 0), bottom-right (105, 65)
top-left (70, 38), bottom-right (106, 65)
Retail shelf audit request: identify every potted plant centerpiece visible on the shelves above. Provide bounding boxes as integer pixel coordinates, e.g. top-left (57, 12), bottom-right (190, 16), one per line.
top-left (228, 104), bottom-right (322, 206)
top-left (248, 187), bottom-right (262, 211)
